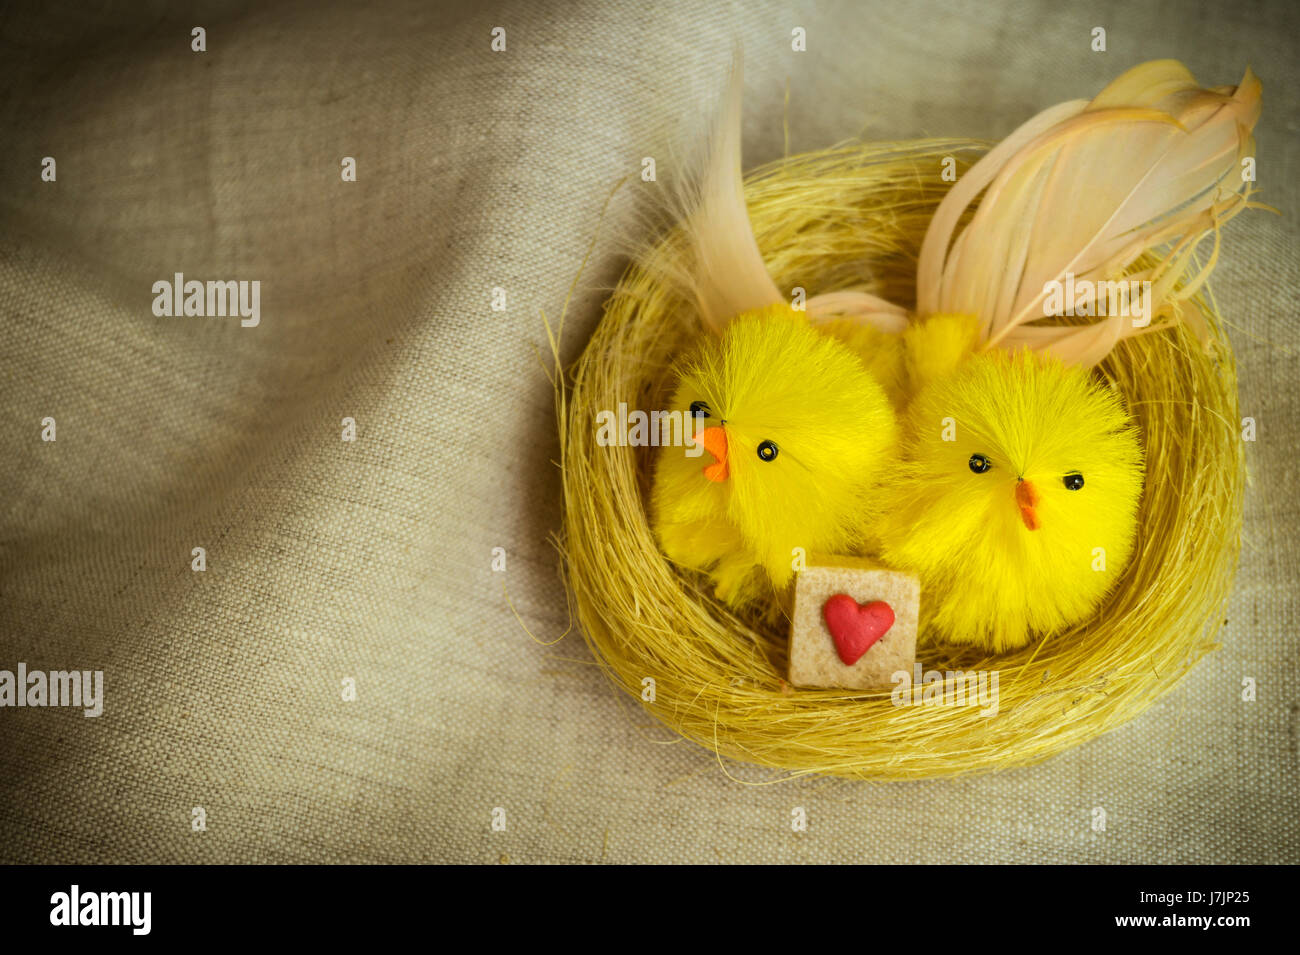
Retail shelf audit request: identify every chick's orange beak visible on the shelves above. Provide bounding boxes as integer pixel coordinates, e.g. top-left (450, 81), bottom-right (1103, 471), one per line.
top-left (1015, 479), bottom-right (1041, 531)
top-left (696, 425), bottom-right (729, 482)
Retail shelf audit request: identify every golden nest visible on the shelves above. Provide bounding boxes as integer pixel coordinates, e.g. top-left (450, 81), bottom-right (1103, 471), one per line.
top-left (554, 139), bottom-right (1244, 780)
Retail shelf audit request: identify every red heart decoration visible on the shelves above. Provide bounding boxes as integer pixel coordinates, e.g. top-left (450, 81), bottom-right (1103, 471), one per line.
top-left (822, 594), bottom-right (895, 665)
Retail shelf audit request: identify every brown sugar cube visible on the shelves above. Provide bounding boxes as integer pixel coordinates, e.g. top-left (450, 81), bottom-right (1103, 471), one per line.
top-left (789, 556), bottom-right (920, 690)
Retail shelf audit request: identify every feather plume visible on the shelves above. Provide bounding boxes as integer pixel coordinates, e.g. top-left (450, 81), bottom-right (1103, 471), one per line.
top-left (917, 60), bottom-right (1261, 365)
top-left (676, 52), bottom-right (782, 334)
top-left (806, 289), bottom-right (909, 333)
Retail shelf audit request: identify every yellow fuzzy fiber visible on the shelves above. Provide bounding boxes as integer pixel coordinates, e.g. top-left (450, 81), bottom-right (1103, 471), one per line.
top-left (878, 344), bottom-right (1144, 652)
top-left (552, 139), bottom-right (1244, 780)
top-left (651, 304), bottom-right (897, 611)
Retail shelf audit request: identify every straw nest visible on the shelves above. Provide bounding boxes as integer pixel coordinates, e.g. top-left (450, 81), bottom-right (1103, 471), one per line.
top-left (555, 139), bottom-right (1244, 780)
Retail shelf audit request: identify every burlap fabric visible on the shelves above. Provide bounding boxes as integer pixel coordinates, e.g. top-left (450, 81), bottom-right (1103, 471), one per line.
top-left (1, 0), bottom-right (1296, 863)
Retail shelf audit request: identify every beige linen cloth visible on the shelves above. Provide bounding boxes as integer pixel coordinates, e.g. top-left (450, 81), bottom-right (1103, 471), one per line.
top-left (1, 0), bottom-right (1296, 863)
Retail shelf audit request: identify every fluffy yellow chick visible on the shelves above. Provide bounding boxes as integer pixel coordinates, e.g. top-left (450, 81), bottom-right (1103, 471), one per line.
top-left (819, 318), bottom-right (910, 409)
top-left (877, 322), bottom-right (1144, 650)
top-left (869, 60), bottom-right (1259, 650)
top-left (652, 303), bottom-right (897, 610)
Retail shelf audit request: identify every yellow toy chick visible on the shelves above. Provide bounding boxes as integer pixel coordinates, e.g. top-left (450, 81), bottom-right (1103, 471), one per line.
top-left (872, 60), bottom-right (1259, 650)
top-left (878, 327), bottom-right (1143, 651)
top-left (652, 304), bottom-right (896, 609)
top-left (644, 58), bottom-right (901, 610)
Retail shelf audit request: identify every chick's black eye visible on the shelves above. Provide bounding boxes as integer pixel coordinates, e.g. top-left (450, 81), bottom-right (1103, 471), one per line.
top-left (969, 453), bottom-right (991, 474)
top-left (757, 440), bottom-right (779, 462)
top-left (689, 400), bottom-right (711, 418)
top-left (1064, 472), bottom-right (1084, 490)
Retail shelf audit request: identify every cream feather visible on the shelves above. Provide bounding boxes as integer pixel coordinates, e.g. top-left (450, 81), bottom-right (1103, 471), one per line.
top-left (677, 53), bottom-right (783, 334)
top-left (806, 289), bottom-right (909, 334)
top-left (917, 60), bottom-right (1262, 366)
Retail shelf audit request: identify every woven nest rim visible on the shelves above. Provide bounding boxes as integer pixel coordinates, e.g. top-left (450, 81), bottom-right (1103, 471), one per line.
top-left (556, 138), bottom-right (1244, 781)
